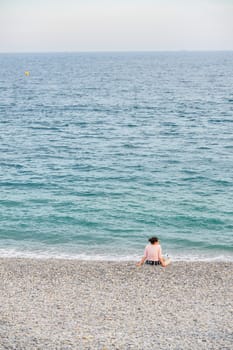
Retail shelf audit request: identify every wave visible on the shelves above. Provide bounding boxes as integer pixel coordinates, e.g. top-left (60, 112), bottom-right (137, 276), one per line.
top-left (0, 246), bottom-right (232, 262)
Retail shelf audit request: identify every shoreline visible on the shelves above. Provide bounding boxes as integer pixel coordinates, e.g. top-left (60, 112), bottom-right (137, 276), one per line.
top-left (0, 259), bottom-right (232, 349)
top-left (0, 251), bottom-right (233, 263)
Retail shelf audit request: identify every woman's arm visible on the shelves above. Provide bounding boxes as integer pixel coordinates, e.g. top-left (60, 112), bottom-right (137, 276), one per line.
top-left (158, 245), bottom-right (167, 267)
top-left (136, 245), bottom-right (148, 266)
top-left (158, 246), bottom-right (171, 267)
top-left (159, 257), bottom-right (166, 267)
top-left (160, 257), bottom-right (171, 267)
top-left (136, 256), bottom-right (146, 267)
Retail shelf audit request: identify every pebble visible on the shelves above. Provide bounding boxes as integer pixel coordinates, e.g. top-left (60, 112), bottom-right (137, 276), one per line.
top-left (0, 259), bottom-right (232, 349)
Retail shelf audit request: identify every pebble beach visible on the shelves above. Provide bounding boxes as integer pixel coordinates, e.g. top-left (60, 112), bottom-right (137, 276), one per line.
top-left (0, 259), bottom-right (232, 349)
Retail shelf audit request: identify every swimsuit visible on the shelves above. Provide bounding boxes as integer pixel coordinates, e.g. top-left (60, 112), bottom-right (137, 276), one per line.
top-left (145, 260), bottom-right (161, 266)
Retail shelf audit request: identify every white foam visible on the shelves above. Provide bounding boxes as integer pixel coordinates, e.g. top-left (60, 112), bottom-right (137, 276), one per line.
top-left (0, 247), bottom-right (232, 262)
top-left (0, 247), bottom-right (139, 261)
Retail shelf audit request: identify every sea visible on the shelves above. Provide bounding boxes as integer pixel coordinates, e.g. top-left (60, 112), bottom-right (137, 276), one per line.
top-left (0, 51), bottom-right (233, 261)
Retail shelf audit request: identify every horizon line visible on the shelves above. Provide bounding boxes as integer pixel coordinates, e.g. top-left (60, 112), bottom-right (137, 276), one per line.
top-left (0, 49), bottom-right (233, 54)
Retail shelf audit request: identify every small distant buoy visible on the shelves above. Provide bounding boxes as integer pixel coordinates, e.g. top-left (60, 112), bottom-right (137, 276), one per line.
top-left (24, 71), bottom-right (30, 76)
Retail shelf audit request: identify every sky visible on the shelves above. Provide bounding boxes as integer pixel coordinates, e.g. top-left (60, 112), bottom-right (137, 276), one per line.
top-left (0, 0), bottom-right (232, 52)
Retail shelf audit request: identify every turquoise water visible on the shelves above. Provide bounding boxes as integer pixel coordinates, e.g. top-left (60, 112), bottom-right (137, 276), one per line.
top-left (0, 52), bottom-right (233, 261)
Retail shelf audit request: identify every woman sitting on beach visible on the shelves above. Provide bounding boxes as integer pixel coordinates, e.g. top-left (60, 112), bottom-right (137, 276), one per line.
top-left (136, 236), bottom-right (171, 267)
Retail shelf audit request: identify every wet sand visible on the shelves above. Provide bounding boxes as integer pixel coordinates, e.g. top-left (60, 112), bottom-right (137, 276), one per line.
top-left (0, 258), bottom-right (232, 349)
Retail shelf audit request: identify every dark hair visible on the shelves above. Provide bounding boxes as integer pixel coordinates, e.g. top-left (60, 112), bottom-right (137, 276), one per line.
top-left (148, 236), bottom-right (159, 244)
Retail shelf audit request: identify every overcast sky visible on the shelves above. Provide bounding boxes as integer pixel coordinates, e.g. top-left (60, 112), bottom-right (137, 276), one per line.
top-left (0, 0), bottom-right (232, 52)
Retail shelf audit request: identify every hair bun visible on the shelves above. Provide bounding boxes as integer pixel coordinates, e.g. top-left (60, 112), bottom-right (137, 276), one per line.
top-left (148, 236), bottom-right (158, 244)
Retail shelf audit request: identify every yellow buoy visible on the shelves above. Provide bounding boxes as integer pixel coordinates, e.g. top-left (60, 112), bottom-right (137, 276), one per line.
top-left (24, 71), bottom-right (30, 76)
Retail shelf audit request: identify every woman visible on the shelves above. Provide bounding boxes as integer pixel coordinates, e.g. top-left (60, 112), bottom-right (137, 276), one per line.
top-left (136, 236), bottom-right (171, 267)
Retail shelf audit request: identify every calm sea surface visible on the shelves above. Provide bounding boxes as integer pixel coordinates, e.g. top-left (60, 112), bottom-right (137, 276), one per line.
top-left (0, 52), bottom-right (233, 261)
